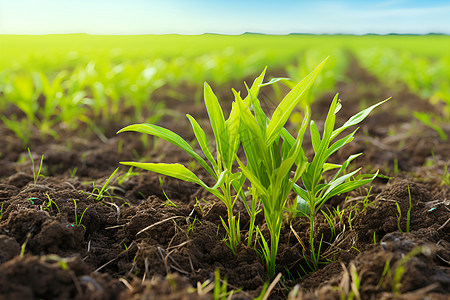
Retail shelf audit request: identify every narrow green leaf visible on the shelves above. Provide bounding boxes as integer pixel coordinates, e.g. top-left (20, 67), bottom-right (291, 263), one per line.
top-left (310, 120), bottom-right (321, 154)
top-left (235, 90), bottom-right (266, 154)
top-left (236, 157), bottom-right (269, 196)
top-left (186, 114), bottom-right (217, 171)
top-left (331, 98), bottom-right (390, 140)
top-left (117, 123), bottom-right (216, 178)
top-left (323, 163), bottom-right (341, 172)
top-left (322, 94), bottom-right (339, 143)
top-left (120, 162), bottom-right (207, 188)
top-left (295, 195), bottom-right (311, 215)
top-left (243, 67), bottom-right (267, 106)
top-left (323, 168), bottom-right (361, 198)
top-left (204, 82), bottom-right (228, 164)
top-left (266, 57), bottom-right (328, 146)
top-left (322, 171), bottom-right (379, 204)
top-left (330, 153), bottom-right (362, 182)
top-left (260, 77), bottom-right (292, 87)
top-left (323, 129), bottom-right (357, 161)
top-left (225, 101), bottom-right (240, 169)
top-left (245, 83), bottom-right (269, 131)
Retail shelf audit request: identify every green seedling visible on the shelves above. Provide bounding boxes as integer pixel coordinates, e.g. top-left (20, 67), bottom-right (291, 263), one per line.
top-left (117, 74), bottom-right (263, 255)
top-left (414, 112), bottom-right (448, 140)
top-left (42, 254), bottom-right (69, 270)
top-left (337, 262), bottom-right (361, 300)
top-left (161, 189), bottom-right (178, 208)
top-left (28, 148), bottom-right (44, 185)
top-left (406, 184), bottom-right (412, 233)
top-left (72, 199), bottom-right (88, 230)
top-left (92, 167), bottom-right (119, 202)
top-left (188, 216), bottom-right (201, 234)
top-left (69, 167), bottom-right (78, 179)
top-left (395, 184), bottom-right (413, 233)
top-left (20, 233), bottom-right (32, 257)
top-left (321, 209), bottom-right (336, 240)
top-left (190, 268), bottom-right (241, 299)
top-left (117, 167), bottom-right (139, 185)
top-left (294, 95), bottom-right (389, 271)
top-left (42, 193), bottom-right (61, 215)
top-left (377, 246), bottom-right (428, 294)
top-left (236, 59), bottom-right (327, 278)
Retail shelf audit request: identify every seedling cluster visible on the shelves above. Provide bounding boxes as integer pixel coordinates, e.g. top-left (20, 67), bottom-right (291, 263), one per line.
top-left (118, 59), bottom-right (389, 278)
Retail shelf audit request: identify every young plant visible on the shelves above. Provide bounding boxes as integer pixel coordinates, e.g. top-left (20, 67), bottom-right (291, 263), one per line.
top-left (72, 199), bottom-right (88, 230)
top-left (235, 58), bottom-right (327, 278)
top-left (92, 167), bottom-right (119, 202)
top-left (294, 95), bottom-right (389, 271)
top-left (42, 193), bottom-right (61, 215)
top-left (28, 148), bottom-right (44, 185)
top-left (117, 80), bottom-right (251, 255)
top-left (395, 184), bottom-right (413, 233)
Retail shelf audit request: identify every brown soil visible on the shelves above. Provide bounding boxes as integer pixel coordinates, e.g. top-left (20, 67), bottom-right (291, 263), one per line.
top-left (0, 57), bottom-right (449, 300)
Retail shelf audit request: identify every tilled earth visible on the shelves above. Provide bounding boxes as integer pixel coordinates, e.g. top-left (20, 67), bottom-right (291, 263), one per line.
top-left (0, 59), bottom-right (449, 299)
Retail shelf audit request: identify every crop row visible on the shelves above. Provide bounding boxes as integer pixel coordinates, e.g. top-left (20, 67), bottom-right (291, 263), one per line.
top-left (0, 48), bottom-right (347, 146)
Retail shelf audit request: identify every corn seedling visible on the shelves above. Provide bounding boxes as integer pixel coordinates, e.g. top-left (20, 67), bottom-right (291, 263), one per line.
top-left (118, 75), bottom-right (259, 255)
top-left (294, 95), bottom-right (388, 271)
top-left (235, 59), bottom-right (326, 278)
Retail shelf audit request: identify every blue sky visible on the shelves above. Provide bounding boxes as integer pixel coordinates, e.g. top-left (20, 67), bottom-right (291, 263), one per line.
top-left (0, 0), bottom-right (449, 35)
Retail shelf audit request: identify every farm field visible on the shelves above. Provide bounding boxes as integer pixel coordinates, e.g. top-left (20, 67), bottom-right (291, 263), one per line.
top-left (0, 34), bottom-right (449, 299)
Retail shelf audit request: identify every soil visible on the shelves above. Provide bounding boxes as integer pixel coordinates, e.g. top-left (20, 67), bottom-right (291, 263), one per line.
top-left (0, 57), bottom-right (449, 300)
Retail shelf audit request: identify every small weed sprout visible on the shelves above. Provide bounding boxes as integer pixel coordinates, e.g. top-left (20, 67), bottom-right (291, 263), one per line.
top-left (396, 184), bottom-right (413, 233)
top-left (377, 246), bottom-right (429, 294)
top-left (161, 189), bottom-right (178, 208)
top-left (406, 184), bottom-right (412, 233)
top-left (93, 167), bottom-right (119, 202)
top-left (321, 209), bottom-right (336, 240)
top-left (42, 193), bottom-right (61, 215)
top-left (20, 233), bottom-right (32, 257)
top-left (117, 167), bottom-right (139, 185)
top-left (395, 202), bottom-right (403, 232)
top-left (72, 199), bottom-right (88, 230)
top-left (28, 148), bottom-right (44, 185)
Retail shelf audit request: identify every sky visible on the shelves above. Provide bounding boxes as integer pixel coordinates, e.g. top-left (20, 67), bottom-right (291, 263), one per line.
top-left (0, 0), bottom-right (449, 35)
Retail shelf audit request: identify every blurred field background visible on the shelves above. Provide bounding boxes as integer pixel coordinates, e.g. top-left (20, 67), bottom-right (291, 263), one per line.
top-left (1, 34), bottom-right (449, 145)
